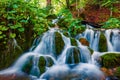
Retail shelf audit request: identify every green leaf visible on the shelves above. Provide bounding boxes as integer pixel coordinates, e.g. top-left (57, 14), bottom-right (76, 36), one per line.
top-left (20, 20), bottom-right (28, 23)
top-left (10, 33), bottom-right (16, 38)
top-left (13, 4), bottom-right (18, 8)
top-left (0, 26), bottom-right (8, 31)
top-left (0, 36), bottom-right (3, 39)
top-left (18, 27), bottom-right (25, 32)
top-left (10, 26), bottom-right (16, 29)
top-left (0, 31), bottom-right (2, 34)
top-left (8, 10), bottom-right (17, 14)
top-left (7, 16), bottom-right (15, 20)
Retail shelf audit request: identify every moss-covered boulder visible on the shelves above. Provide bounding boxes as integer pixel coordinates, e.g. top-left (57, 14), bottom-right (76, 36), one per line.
top-left (100, 53), bottom-right (120, 68)
top-left (98, 33), bottom-right (107, 52)
top-left (38, 56), bottom-right (54, 75)
top-left (54, 32), bottom-right (65, 56)
top-left (79, 38), bottom-right (89, 46)
top-left (65, 47), bottom-right (80, 64)
top-left (70, 38), bottom-right (78, 46)
top-left (21, 56), bottom-right (33, 74)
top-left (38, 56), bottom-right (46, 74)
top-left (115, 67), bottom-right (120, 79)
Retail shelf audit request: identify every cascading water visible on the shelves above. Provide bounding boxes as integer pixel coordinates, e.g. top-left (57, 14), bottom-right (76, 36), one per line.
top-left (0, 28), bottom-right (109, 80)
top-left (83, 28), bottom-right (100, 51)
top-left (77, 27), bottom-right (120, 52)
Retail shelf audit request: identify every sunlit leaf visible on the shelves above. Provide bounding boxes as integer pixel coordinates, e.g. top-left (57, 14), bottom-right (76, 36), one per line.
top-left (18, 27), bottom-right (25, 32)
top-left (10, 33), bottom-right (16, 38)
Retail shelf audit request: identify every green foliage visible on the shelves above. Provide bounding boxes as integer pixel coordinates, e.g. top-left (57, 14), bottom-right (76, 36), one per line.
top-left (57, 9), bottom-right (85, 36)
top-left (0, 0), bottom-right (50, 42)
top-left (102, 18), bottom-right (120, 29)
top-left (68, 19), bottom-right (85, 36)
top-left (100, 0), bottom-right (120, 7)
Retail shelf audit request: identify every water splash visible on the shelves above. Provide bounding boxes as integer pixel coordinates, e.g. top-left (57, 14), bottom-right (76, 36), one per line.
top-left (40, 63), bottom-right (105, 80)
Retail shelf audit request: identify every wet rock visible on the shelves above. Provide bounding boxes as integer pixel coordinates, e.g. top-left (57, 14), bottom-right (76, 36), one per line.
top-left (54, 32), bottom-right (65, 56)
top-left (70, 38), bottom-right (78, 46)
top-left (38, 56), bottom-right (54, 75)
top-left (100, 53), bottom-right (120, 68)
top-left (79, 38), bottom-right (89, 46)
top-left (65, 47), bottom-right (80, 64)
top-left (38, 56), bottom-right (46, 75)
top-left (98, 33), bottom-right (107, 52)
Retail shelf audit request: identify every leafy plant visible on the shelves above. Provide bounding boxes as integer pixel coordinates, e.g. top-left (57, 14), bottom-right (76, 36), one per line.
top-left (102, 18), bottom-right (120, 29)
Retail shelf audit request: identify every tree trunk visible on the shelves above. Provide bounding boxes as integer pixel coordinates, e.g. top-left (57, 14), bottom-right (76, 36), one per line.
top-left (66, 0), bottom-right (70, 9)
top-left (46, 0), bottom-right (51, 6)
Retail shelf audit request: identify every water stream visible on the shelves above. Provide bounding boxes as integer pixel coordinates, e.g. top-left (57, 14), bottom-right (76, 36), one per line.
top-left (0, 27), bottom-right (120, 80)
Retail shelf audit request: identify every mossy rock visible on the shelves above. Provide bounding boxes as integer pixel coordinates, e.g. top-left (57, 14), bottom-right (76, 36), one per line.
top-left (70, 38), bottom-right (78, 46)
top-left (39, 66), bottom-right (46, 75)
top-left (88, 47), bottom-right (94, 55)
top-left (38, 56), bottom-right (46, 67)
top-left (101, 53), bottom-right (120, 68)
top-left (65, 47), bottom-right (80, 64)
top-left (115, 67), bottom-right (120, 78)
top-left (38, 56), bottom-right (46, 75)
top-left (63, 31), bottom-right (70, 37)
top-left (54, 32), bottom-right (65, 56)
top-left (22, 56), bottom-right (33, 74)
top-left (98, 33), bottom-right (107, 52)
top-left (38, 56), bottom-right (54, 75)
top-left (79, 38), bottom-right (89, 46)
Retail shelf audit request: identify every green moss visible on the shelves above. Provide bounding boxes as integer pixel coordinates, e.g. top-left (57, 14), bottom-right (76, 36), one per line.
top-left (79, 38), bottom-right (89, 46)
top-left (38, 56), bottom-right (46, 66)
top-left (101, 53), bottom-right (120, 68)
top-left (22, 56), bottom-right (33, 74)
top-left (88, 47), bottom-right (94, 55)
top-left (38, 56), bottom-right (46, 75)
top-left (54, 32), bottom-right (65, 56)
top-left (98, 33), bottom-right (107, 52)
top-left (115, 67), bottom-right (120, 78)
top-left (39, 66), bottom-right (46, 74)
top-left (63, 31), bottom-right (70, 37)
top-left (70, 38), bottom-right (78, 46)
top-left (66, 47), bottom-right (80, 64)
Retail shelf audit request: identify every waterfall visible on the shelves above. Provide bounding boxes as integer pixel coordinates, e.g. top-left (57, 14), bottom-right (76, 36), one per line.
top-left (0, 28), bottom-right (111, 80)
top-left (83, 28), bottom-right (100, 51)
top-left (34, 28), bottom-right (56, 56)
top-left (111, 29), bottom-right (120, 52)
top-left (78, 28), bottom-right (120, 52)
top-left (77, 40), bottom-right (91, 63)
top-left (105, 29), bottom-right (114, 51)
top-left (57, 33), bottom-right (71, 64)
